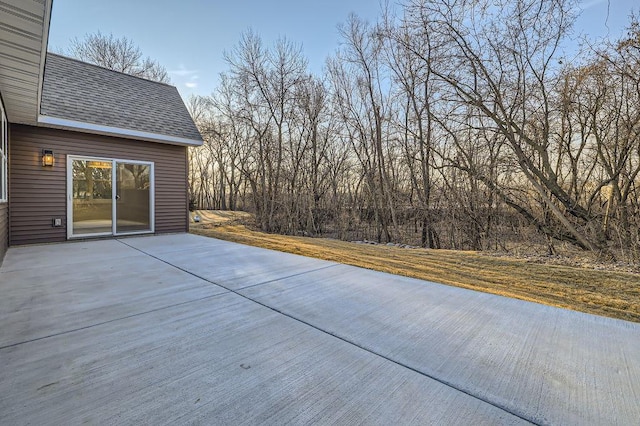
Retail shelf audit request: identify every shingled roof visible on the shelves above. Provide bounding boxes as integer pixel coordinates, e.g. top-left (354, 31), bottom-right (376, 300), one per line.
top-left (39, 53), bottom-right (202, 145)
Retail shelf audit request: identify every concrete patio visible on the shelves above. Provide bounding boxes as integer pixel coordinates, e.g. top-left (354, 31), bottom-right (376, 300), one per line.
top-left (0, 234), bottom-right (638, 425)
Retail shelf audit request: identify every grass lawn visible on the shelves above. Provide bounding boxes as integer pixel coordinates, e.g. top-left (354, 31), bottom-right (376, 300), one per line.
top-left (190, 212), bottom-right (640, 323)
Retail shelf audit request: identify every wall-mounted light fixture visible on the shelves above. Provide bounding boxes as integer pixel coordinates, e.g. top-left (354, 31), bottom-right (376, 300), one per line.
top-left (42, 149), bottom-right (55, 167)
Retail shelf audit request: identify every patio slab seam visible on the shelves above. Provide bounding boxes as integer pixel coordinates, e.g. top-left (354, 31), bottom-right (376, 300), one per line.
top-left (0, 292), bottom-right (230, 351)
top-left (117, 238), bottom-right (538, 425)
top-left (234, 264), bottom-right (340, 291)
top-left (117, 238), bottom-right (341, 292)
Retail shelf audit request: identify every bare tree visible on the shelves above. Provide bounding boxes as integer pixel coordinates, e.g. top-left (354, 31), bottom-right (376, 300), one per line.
top-left (329, 14), bottom-right (399, 242)
top-left (222, 30), bottom-right (309, 232)
top-left (382, 10), bottom-right (443, 247)
top-left (68, 31), bottom-right (170, 83)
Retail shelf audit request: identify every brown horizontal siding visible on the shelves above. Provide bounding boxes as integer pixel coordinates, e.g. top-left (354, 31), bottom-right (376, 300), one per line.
top-left (9, 124), bottom-right (188, 245)
top-left (0, 203), bottom-right (7, 263)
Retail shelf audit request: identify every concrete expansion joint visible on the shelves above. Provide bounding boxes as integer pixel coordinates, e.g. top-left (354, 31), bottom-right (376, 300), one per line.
top-left (235, 264), bottom-right (340, 291)
top-left (116, 238), bottom-right (340, 292)
top-left (0, 292), bottom-right (228, 351)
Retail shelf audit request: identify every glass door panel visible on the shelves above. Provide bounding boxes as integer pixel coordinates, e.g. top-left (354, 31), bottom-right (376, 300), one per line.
top-left (71, 159), bottom-right (113, 235)
top-left (115, 162), bottom-right (151, 234)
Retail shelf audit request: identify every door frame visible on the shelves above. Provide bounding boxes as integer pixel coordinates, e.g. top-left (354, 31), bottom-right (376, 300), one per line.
top-left (67, 155), bottom-right (155, 239)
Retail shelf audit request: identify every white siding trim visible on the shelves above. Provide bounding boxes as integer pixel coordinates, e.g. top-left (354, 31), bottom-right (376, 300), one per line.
top-left (38, 115), bottom-right (203, 146)
top-left (37, 0), bottom-right (53, 123)
top-left (1, 103), bottom-right (7, 202)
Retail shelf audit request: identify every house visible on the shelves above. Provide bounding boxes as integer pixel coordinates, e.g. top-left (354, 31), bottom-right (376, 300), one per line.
top-left (0, 0), bottom-right (202, 262)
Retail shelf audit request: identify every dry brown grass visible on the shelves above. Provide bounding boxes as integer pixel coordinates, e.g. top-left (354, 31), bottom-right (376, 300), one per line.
top-left (190, 212), bottom-right (640, 323)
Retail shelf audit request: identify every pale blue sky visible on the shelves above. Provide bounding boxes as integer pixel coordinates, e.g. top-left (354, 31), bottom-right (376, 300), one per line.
top-left (47, 0), bottom-right (638, 99)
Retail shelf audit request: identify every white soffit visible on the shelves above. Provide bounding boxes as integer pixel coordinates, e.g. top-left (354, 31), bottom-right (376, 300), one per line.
top-left (0, 0), bottom-right (51, 125)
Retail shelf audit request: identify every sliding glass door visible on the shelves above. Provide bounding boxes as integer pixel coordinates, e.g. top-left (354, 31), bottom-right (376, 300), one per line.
top-left (68, 156), bottom-right (154, 238)
top-left (115, 162), bottom-right (151, 233)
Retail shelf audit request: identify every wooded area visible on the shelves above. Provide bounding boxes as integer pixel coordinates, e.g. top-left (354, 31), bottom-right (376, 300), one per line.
top-left (188, 0), bottom-right (640, 261)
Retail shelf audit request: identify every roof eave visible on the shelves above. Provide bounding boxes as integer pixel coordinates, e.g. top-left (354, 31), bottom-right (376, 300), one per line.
top-left (38, 115), bottom-right (203, 147)
top-left (0, 0), bottom-right (53, 124)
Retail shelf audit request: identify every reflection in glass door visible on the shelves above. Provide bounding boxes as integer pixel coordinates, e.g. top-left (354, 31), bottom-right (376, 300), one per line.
top-left (116, 162), bottom-right (151, 233)
top-left (69, 157), bottom-right (154, 238)
top-left (71, 159), bottom-right (113, 235)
